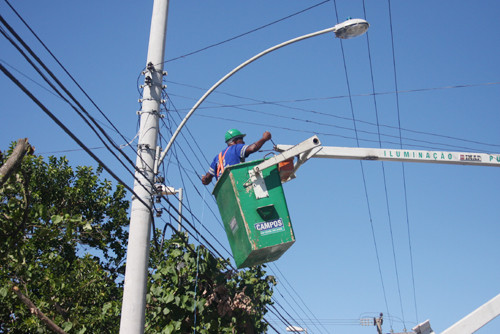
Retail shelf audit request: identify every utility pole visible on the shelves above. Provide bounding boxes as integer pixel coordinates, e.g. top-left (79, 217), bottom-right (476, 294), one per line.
top-left (360, 313), bottom-right (384, 334)
top-left (375, 313), bottom-right (383, 334)
top-left (119, 1), bottom-right (169, 333)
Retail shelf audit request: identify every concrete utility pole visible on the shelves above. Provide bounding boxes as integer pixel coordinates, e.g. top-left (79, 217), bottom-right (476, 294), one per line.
top-left (119, 1), bottom-right (169, 333)
top-left (375, 313), bottom-right (383, 334)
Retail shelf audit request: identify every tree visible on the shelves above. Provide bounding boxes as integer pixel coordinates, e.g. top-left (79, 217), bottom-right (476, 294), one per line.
top-left (147, 233), bottom-right (276, 334)
top-left (0, 141), bottom-right (275, 333)
top-left (0, 140), bottom-right (128, 333)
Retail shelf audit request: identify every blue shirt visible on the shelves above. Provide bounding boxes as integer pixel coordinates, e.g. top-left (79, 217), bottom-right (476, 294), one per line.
top-left (208, 143), bottom-right (248, 179)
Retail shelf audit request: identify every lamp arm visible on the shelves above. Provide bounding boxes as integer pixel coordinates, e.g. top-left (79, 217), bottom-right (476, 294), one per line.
top-left (156, 25), bottom-right (338, 170)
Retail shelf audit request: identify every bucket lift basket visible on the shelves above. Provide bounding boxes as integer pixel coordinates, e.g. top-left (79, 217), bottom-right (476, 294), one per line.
top-left (212, 136), bottom-right (321, 268)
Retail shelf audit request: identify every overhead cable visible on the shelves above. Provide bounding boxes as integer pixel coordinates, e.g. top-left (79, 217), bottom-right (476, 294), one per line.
top-left (332, 0), bottom-right (395, 331)
top-left (0, 15), bottom-right (154, 197)
top-left (4, 0), bottom-right (136, 158)
top-left (386, 0), bottom-right (416, 325)
top-left (163, 0), bottom-right (331, 63)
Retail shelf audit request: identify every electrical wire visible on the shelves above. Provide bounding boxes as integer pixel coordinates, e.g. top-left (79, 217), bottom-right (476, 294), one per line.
top-left (163, 0), bottom-right (331, 64)
top-left (1, 8), bottom-right (168, 221)
top-left (3, 0), bottom-right (137, 158)
top-left (266, 267), bottom-right (325, 334)
top-left (331, 0), bottom-right (396, 332)
top-left (0, 62), bottom-right (155, 227)
top-left (270, 263), bottom-right (329, 333)
top-left (0, 15), bottom-right (156, 200)
top-left (386, 0), bottom-right (415, 327)
top-left (159, 110), bottom-right (226, 231)
top-left (176, 97), bottom-right (497, 153)
top-left (0, 13), bottom-right (138, 168)
top-left (167, 79), bottom-right (500, 150)
top-left (0, 21), bottom-right (161, 251)
top-left (164, 94), bottom-right (211, 165)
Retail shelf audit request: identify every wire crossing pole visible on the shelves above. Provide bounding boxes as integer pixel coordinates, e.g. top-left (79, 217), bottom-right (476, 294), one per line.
top-left (119, 1), bottom-right (169, 333)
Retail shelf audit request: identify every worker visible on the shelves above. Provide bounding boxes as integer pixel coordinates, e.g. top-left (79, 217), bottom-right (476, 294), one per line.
top-left (201, 129), bottom-right (272, 185)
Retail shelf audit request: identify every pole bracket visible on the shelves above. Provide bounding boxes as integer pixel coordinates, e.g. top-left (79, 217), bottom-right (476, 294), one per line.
top-left (136, 110), bottom-right (165, 118)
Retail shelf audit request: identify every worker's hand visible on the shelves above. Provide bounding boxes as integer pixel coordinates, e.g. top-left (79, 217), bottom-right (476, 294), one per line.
top-left (262, 131), bottom-right (272, 141)
top-left (201, 174), bottom-right (212, 185)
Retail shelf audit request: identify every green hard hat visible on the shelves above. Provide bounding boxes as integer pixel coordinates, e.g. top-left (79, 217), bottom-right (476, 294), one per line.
top-left (225, 128), bottom-right (246, 143)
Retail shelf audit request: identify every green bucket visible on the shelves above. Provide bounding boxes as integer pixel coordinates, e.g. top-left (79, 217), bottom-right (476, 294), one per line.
top-left (213, 159), bottom-right (295, 268)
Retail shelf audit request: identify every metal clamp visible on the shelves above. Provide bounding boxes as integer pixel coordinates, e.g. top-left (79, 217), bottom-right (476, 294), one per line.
top-left (248, 169), bottom-right (269, 199)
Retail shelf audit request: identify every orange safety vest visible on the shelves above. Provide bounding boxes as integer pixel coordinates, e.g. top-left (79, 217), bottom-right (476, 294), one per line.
top-left (216, 147), bottom-right (230, 178)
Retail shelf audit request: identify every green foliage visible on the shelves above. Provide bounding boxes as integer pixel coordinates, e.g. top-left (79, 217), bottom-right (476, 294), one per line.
top-left (146, 234), bottom-right (276, 333)
top-left (0, 145), bottom-right (128, 333)
top-left (0, 143), bottom-right (275, 333)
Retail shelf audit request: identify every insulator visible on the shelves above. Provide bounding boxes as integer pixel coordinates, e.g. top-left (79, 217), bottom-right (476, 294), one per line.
top-left (155, 208), bottom-right (162, 217)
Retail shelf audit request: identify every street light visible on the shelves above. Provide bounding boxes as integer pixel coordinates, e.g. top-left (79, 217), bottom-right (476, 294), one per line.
top-left (286, 325), bottom-right (308, 333)
top-left (156, 18), bottom-right (369, 168)
top-left (334, 18), bottom-right (369, 39)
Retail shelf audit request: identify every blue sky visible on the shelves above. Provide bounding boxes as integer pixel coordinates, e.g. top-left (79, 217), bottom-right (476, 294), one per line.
top-left (1, 1), bottom-right (499, 333)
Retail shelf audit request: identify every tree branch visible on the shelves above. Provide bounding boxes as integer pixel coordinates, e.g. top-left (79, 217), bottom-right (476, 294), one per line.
top-left (11, 285), bottom-right (68, 334)
top-left (0, 138), bottom-right (30, 188)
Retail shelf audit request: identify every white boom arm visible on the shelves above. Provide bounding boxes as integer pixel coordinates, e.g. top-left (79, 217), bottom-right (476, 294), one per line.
top-left (275, 145), bottom-right (500, 167)
top-left (441, 293), bottom-right (500, 334)
top-left (272, 144), bottom-right (500, 184)
top-left (250, 137), bottom-right (500, 184)
top-left (412, 293), bottom-right (500, 334)
top-left (248, 136), bottom-right (500, 191)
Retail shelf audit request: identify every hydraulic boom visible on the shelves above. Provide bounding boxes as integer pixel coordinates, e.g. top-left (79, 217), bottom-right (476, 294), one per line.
top-left (267, 136), bottom-right (500, 183)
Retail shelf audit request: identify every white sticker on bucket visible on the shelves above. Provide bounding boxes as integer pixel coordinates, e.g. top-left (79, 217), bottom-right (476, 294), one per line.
top-left (230, 217), bottom-right (238, 234)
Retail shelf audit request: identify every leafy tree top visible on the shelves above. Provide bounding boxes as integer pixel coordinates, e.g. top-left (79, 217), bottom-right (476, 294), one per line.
top-left (1, 141), bottom-right (276, 333)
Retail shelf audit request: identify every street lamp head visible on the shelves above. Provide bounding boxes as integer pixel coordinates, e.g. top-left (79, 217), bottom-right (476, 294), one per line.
top-left (334, 18), bottom-right (369, 39)
top-left (286, 325), bottom-right (307, 333)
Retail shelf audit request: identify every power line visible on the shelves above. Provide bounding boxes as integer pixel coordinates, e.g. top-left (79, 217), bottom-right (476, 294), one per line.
top-left (0, 62), bottom-right (154, 221)
top-left (386, 0), bottom-right (416, 326)
top-left (0, 23), bottom-right (162, 252)
top-left (269, 263), bottom-right (328, 334)
top-left (169, 79), bottom-right (500, 107)
top-left (0, 57), bottom-right (141, 155)
top-left (181, 100), bottom-right (496, 153)
top-left (4, 0), bottom-right (138, 159)
top-left (167, 79), bottom-right (500, 150)
top-left (188, 112), bottom-right (498, 154)
top-left (163, 0), bottom-right (331, 64)
top-left (0, 14), bottom-right (150, 194)
top-left (30, 108), bottom-right (499, 160)
top-left (332, 1), bottom-right (396, 332)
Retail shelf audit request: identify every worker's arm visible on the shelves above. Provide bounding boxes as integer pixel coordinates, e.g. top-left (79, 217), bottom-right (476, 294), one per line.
top-left (201, 172), bottom-right (213, 185)
top-left (245, 131), bottom-right (271, 157)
